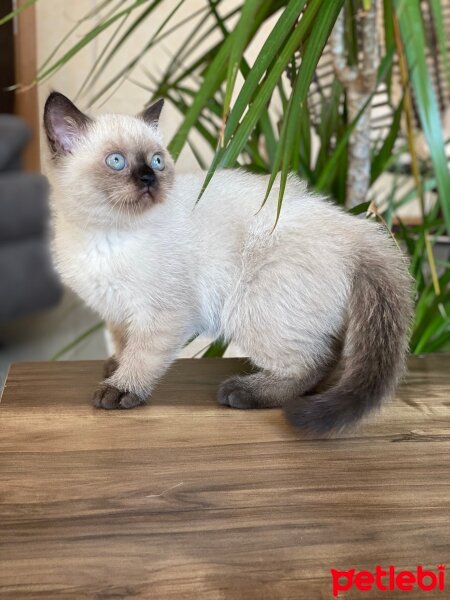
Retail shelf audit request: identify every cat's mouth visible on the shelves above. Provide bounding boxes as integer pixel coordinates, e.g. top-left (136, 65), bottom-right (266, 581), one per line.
top-left (119, 185), bottom-right (161, 211)
top-left (138, 185), bottom-right (164, 204)
top-left (141, 189), bottom-right (154, 200)
top-left (130, 188), bottom-right (155, 205)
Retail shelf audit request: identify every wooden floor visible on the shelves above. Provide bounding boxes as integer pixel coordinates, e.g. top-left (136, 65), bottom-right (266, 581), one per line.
top-left (0, 356), bottom-right (449, 599)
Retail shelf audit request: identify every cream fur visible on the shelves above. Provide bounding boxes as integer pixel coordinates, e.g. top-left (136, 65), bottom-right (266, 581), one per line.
top-left (45, 106), bottom-right (410, 423)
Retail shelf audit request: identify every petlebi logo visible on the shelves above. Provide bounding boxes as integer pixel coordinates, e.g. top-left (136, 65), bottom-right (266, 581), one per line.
top-left (331, 565), bottom-right (445, 597)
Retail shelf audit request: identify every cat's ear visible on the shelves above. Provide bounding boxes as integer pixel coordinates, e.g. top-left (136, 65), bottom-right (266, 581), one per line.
top-left (140, 99), bottom-right (164, 127)
top-left (44, 92), bottom-right (92, 157)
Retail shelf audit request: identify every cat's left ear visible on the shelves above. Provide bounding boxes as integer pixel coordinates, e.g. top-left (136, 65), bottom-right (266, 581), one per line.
top-left (140, 99), bottom-right (164, 127)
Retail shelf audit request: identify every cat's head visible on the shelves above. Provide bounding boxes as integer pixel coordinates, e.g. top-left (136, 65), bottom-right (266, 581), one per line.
top-left (43, 92), bottom-right (174, 224)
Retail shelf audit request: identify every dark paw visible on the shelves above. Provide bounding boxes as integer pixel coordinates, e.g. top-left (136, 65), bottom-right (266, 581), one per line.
top-left (103, 356), bottom-right (119, 378)
top-left (217, 377), bottom-right (259, 409)
top-left (92, 384), bottom-right (145, 410)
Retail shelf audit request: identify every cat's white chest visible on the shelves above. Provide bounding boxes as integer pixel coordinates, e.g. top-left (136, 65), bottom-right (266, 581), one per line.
top-left (55, 229), bottom-right (142, 322)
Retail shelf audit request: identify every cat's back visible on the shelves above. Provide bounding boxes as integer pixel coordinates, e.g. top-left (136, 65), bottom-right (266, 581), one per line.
top-left (173, 169), bottom-right (270, 216)
top-left (172, 168), bottom-right (373, 248)
top-left (173, 169), bottom-right (340, 223)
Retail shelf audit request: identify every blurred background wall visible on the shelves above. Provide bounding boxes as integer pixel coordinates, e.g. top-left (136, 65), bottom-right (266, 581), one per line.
top-left (35, 0), bottom-right (207, 173)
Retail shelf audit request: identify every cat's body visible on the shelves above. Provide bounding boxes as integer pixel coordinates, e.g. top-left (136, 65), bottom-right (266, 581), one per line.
top-left (55, 171), bottom-right (349, 350)
top-left (44, 93), bottom-right (413, 434)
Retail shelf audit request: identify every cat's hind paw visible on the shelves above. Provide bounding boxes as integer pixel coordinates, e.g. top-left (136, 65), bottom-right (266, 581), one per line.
top-left (217, 376), bottom-right (260, 409)
top-left (92, 383), bottom-right (145, 410)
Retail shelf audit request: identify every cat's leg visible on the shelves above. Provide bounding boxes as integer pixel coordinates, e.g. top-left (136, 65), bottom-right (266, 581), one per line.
top-left (93, 322), bottom-right (184, 410)
top-left (102, 322), bottom-right (127, 378)
top-left (218, 368), bottom-right (325, 410)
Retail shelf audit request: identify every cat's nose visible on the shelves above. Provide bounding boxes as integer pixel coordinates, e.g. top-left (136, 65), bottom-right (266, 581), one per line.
top-left (140, 172), bottom-right (156, 187)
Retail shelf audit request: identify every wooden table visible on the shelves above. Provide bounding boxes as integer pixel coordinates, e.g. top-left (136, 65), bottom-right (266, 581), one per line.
top-left (0, 356), bottom-right (449, 599)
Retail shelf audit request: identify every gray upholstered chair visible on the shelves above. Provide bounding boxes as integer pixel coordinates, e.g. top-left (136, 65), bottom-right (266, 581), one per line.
top-left (0, 115), bottom-right (62, 322)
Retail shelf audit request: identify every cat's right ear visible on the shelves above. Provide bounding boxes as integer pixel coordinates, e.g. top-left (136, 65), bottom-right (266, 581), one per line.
top-left (44, 92), bottom-right (92, 157)
top-left (140, 99), bottom-right (164, 127)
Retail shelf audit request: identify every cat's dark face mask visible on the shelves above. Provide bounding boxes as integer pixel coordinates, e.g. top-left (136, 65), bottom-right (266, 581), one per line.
top-left (130, 156), bottom-right (160, 201)
top-left (44, 92), bottom-right (175, 216)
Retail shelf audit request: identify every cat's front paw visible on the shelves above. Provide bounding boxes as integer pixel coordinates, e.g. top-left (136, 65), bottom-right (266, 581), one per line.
top-left (102, 356), bottom-right (119, 378)
top-left (92, 383), bottom-right (145, 410)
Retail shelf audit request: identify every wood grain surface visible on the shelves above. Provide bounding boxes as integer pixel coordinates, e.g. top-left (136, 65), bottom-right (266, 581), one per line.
top-left (0, 356), bottom-right (449, 599)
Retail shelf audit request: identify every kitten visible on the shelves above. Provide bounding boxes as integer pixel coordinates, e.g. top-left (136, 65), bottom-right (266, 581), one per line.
top-left (43, 91), bottom-right (413, 434)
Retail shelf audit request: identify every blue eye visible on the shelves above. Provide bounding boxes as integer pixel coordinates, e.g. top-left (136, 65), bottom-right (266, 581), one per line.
top-left (105, 153), bottom-right (126, 171)
top-left (150, 153), bottom-right (165, 171)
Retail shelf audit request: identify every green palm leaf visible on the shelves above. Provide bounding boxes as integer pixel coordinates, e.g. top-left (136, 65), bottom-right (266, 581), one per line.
top-left (395, 0), bottom-right (450, 232)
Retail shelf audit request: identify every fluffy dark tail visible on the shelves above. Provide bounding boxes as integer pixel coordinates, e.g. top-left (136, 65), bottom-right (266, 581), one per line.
top-left (284, 255), bottom-right (413, 435)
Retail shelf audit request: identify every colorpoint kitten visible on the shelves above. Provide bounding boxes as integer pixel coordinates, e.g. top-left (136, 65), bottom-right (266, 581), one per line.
top-left (43, 91), bottom-right (413, 434)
